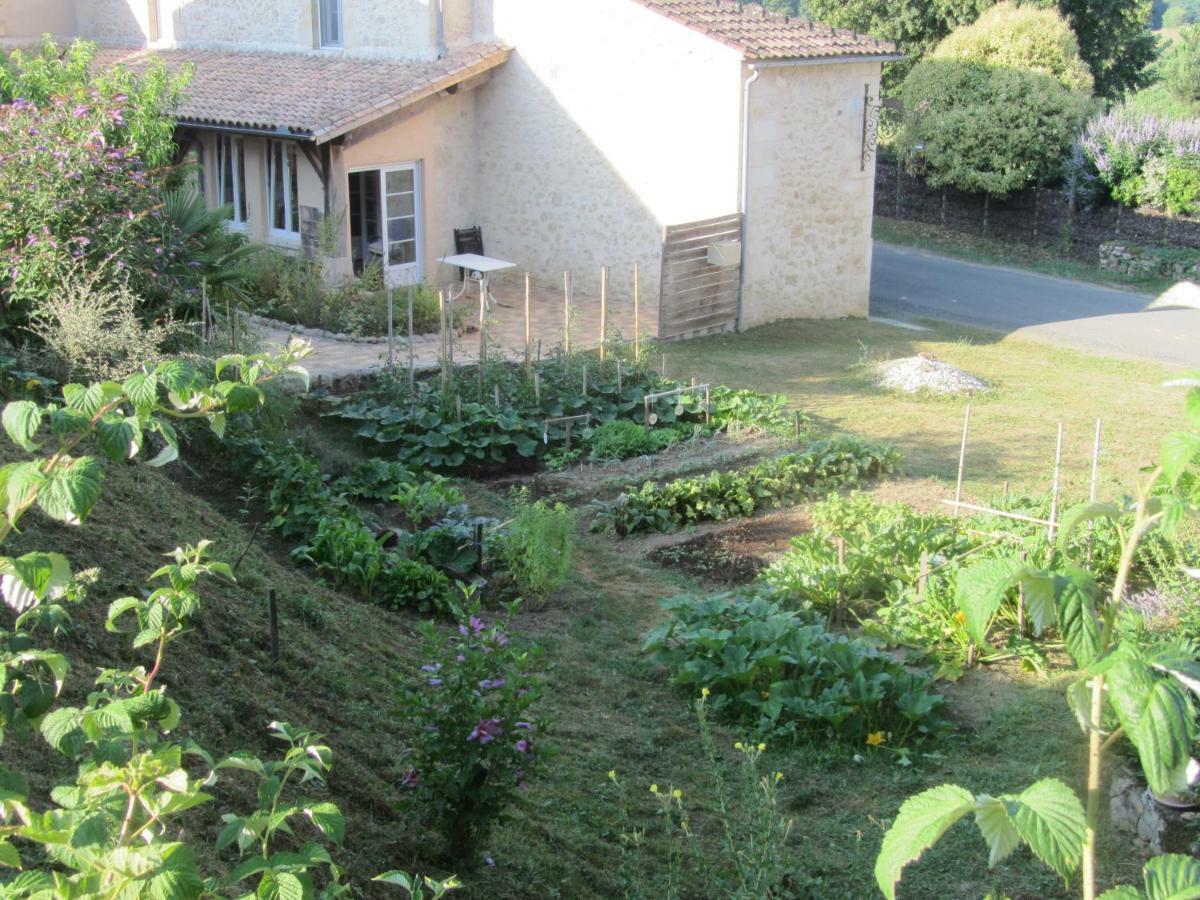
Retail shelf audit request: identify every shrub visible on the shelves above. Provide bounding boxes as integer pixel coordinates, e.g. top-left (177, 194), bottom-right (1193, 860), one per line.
top-left (396, 601), bottom-right (546, 859)
top-left (27, 262), bottom-right (178, 381)
top-left (933, 3), bottom-right (1094, 93)
top-left (0, 40), bottom-right (203, 340)
top-left (899, 59), bottom-right (1092, 198)
top-left (643, 592), bottom-right (947, 744)
top-left (491, 491), bottom-right (576, 601)
top-left (1079, 108), bottom-right (1200, 208)
top-left (1165, 154), bottom-right (1200, 215)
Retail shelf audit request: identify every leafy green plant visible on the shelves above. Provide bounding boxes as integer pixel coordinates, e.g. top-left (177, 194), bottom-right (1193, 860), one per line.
top-left (0, 343), bottom-right (454, 895)
top-left (584, 418), bottom-right (684, 462)
top-left (875, 381), bottom-right (1200, 900)
top-left (489, 491), bottom-right (576, 602)
top-left (396, 599), bottom-right (546, 860)
top-left (594, 438), bottom-right (900, 536)
top-left (644, 592), bottom-right (946, 745)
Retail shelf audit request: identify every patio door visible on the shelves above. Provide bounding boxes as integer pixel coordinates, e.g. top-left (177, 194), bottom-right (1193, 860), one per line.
top-left (381, 163), bottom-right (421, 287)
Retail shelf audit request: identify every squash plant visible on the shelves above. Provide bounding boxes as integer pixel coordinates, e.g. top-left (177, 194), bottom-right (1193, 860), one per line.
top-left (875, 379), bottom-right (1200, 900)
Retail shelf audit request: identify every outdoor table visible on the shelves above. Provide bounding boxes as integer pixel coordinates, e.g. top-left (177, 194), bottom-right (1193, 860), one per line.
top-left (439, 253), bottom-right (515, 311)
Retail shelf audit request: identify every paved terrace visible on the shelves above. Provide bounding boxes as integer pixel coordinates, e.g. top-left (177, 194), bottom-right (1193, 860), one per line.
top-left (257, 276), bottom-right (660, 390)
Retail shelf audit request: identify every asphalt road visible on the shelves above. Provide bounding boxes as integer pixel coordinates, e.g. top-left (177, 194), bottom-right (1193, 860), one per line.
top-left (869, 242), bottom-right (1200, 369)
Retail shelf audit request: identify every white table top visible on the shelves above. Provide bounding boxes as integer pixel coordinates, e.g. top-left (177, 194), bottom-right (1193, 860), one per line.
top-left (439, 253), bottom-right (515, 273)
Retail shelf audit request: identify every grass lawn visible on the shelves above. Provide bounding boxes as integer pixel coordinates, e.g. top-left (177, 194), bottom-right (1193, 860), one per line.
top-left (660, 317), bottom-right (1182, 509)
top-left (873, 216), bottom-right (1173, 297)
top-left (4, 319), bottom-right (1187, 899)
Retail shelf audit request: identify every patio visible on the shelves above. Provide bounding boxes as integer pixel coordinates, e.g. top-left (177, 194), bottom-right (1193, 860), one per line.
top-left (257, 275), bottom-right (660, 389)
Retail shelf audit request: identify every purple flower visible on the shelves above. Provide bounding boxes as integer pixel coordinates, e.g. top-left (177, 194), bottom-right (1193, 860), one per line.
top-left (72, 105), bottom-right (90, 119)
top-left (401, 768), bottom-right (419, 788)
top-left (479, 678), bottom-right (505, 691)
top-left (428, 678), bottom-right (443, 687)
top-left (420, 664), bottom-right (441, 673)
top-left (515, 721), bottom-right (533, 730)
top-left (515, 738), bottom-right (531, 754)
top-left (467, 717), bottom-right (503, 744)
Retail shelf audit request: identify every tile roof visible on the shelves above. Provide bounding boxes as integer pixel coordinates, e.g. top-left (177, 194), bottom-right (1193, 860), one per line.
top-left (89, 43), bottom-right (511, 143)
top-left (632, 0), bottom-right (897, 61)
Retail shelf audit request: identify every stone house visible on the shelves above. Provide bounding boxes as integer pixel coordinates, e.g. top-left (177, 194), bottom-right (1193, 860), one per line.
top-left (1, 0), bottom-right (897, 334)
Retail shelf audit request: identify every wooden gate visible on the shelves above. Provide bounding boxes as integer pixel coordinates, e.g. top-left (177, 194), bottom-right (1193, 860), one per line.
top-left (657, 213), bottom-right (742, 341)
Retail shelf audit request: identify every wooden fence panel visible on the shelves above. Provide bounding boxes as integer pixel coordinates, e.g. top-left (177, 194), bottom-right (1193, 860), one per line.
top-left (658, 213), bottom-right (742, 341)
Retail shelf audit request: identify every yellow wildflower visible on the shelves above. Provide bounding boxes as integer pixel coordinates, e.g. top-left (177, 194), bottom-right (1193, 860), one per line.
top-left (734, 741), bottom-right (744, 751)
top-left (650, 783), bottom-right (659, 795)
top-left (701, 687), bottom-right (710, 698)
top-left (607, 770), bottom-right (617, 781)
top-left (757, 743), bottom-right (766, 752)
top-left (774, 772), bottom-right (784, 782)
top-left (954, 610), bottom-right (967, 625)
top-left (672, 788), bottom-right (683, 800)
top-left (866, 731), bottom-right (886, 747)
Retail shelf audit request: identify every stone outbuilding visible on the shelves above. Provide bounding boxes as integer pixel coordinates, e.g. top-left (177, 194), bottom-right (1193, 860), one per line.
top-left (2, 0), bottom-right (898, 337)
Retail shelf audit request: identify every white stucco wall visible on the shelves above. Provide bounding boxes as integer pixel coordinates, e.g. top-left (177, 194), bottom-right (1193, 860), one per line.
top-left (341, 88), bottom-right (478, 284)
top-left (0, 0), bottom-right (76, 38)
top-left (74, 0), bottom-right (153, 43)
top-left (474, 0), bottom-right (744, 302)
top-left (740, 61), bottom-right (880, 327)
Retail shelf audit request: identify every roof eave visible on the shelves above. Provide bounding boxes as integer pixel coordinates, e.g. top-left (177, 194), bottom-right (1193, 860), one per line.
top-left (313, 46), bottom-right (512, 144)
top-left (745, 52), bottom-right (904, 66)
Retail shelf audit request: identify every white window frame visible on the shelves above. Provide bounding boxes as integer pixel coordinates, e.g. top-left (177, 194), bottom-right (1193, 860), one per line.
top-left (318, 0), bottom-right (343, 48)
top-left (347, 161), bottom-right (423, 287)
top-left (215, 134), bottom-right (246, 230)
top-left (267, 140), bottom-right (301, 241)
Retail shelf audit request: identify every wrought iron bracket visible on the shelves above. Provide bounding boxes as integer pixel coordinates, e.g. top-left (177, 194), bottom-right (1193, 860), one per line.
top-left (861, 84), bottom-right (902, 172)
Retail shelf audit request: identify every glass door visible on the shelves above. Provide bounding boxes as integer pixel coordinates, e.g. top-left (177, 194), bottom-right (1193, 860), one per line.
top-left (380, 164), bottom-right (421, 287)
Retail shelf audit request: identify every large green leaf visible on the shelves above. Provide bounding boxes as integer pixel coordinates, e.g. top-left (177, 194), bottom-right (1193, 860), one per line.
top-left (955, 556), bottom-right (1024, 647)
top-left (973, 796), bottom-right (1021, 867)
top-left (96, 415), bottom-right (142, 462)
top-left (0, 551), bottom-right (71, 613)
top-left (5, 462), bottom-right (45, 522)
top-left (1018, 571), bottom-right (1057, 637)
top-left (1162, 431), bottom-right (1200, 485)
top-left (1108, 654), bottom-right (1197, 796)
top-left (1097, 887), bottom-right (1144, 900)
top-left (1, 401), bottom-right (42, 452)
top-left (37, 456), bottom-right (103, 525)
top-left (1004, 778), bottom-right (1087, 881)
top-left (1055, 570), bottom-right (1102, 668)
top-left (875, 784), bottom-right (974, 900)
top-left (122, 371), bottom-right (159, 412)
top-left (1144, 853), bottom-right (1200, 900)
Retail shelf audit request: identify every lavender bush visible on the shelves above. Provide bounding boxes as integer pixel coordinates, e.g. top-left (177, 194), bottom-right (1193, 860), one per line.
top-left (1078, 108), bottom-right (1200, 210)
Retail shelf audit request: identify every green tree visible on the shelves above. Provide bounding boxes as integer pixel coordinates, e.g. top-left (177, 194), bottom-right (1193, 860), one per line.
top-left (1025, 0), bottom-right (1156, 100)
top-left (806, 0), bottom-right (989, 88)
top-left (898, 4), bottom-right (1094, 197)
top-left (1161, 24), bottom-right (1200, 101)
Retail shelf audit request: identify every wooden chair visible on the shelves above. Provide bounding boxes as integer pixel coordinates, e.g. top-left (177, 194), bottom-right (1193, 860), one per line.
top-left (453, 226), bottom-right (484, 279)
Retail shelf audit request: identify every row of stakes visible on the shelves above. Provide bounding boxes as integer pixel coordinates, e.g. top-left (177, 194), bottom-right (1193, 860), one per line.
top-left (383, 264), bottom-right (649, 389)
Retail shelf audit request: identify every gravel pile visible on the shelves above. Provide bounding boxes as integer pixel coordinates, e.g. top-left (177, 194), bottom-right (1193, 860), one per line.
top-left (877, 354), bottom-right (989, 396)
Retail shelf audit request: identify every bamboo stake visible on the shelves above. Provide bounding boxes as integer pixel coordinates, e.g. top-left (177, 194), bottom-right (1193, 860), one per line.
top-left (387, 286), bottom-right (395, 373)
top-left (438, 289), bottom-right (449, 394)
top-left (478, 278), bottom-right (487, 386)
top-left (953, 405), bottom-right (972, 518)
top-left (494, 384), bottom-right (501, 408)
top-left (599, 264), bottom-right (608, 362)
top-left (1049, 422), bottom-right (1064, 544)
top-left (633, 262), bottom-right (641, 362)
top-left (563, 271), bottom-right (572, 354)
top-left (446, 283), bottom-right (454, 368)
top-left (617, 360), bottom-right (623, 394)
top-left (534, 371), bottom-right (541, 404)
top-left (524, 271), bottom-right (532, 380)
top-left (1087, 418), bottom-right (1103, 562)
top-left (406, 286), bottom-right (415, 390)
top-left (582, 363), bottom-right (588, 396)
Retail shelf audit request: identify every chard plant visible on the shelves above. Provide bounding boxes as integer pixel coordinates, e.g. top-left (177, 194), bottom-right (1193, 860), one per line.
top-left (875, 381), bottom-right (1200, 900)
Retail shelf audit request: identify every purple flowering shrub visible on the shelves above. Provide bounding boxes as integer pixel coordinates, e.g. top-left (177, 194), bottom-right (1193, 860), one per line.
top-left (0, 39), bottom-right (218, 340)
top-left (396, 598), bottom-right (546, 860)
top-left (1078, 108), bottom-right (1200, 210)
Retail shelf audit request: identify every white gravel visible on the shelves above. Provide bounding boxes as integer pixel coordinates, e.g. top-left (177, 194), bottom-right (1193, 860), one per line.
top-left (877, 354), bottom-right (989, 396)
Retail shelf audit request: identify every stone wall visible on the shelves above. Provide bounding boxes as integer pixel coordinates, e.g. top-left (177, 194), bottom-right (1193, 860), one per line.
top-left (741, 61), bottom-right (880, 327)
top-left (475, 0), bottom-right (745, 303)
top-left (1099, 241), bottom-right (1200, 280)
top-left (875, 157), bottom-right (1200, 262)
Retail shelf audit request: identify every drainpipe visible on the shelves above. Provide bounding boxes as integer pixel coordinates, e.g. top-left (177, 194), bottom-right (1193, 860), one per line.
top-left (435, 0), bottom-right (447, 58)
top-left (736, 63), bottom-right (759, 332)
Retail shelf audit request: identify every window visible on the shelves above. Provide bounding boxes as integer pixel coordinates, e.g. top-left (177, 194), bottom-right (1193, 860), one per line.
top-left (318, 0), bottom-right (343, 48)
top-left (268, 140), bottom-right (300, 238)
top-left (216, 134), bottom-right (246, 227)
top-left (384, 167), bottom-right (418, 267)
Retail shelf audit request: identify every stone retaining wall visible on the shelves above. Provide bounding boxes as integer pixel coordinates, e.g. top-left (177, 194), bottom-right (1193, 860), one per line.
top-left (1098, 241), bottom-right (1200, 280)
